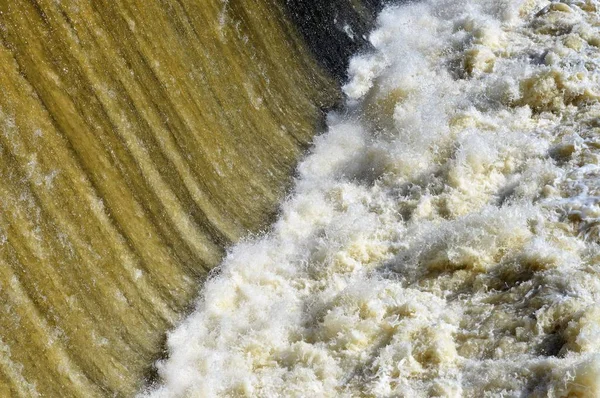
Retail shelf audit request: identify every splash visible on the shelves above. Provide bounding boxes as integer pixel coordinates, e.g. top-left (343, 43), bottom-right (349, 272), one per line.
top-left (146, 0), bottom-right (600, 396)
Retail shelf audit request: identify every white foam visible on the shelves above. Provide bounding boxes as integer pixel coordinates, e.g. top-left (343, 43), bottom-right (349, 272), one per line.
top-left (143, 0), bottom-right (600, 396)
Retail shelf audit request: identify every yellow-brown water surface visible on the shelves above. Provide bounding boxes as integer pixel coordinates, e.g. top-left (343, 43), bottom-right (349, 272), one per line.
top-left (0, 0), bottom-right (374, 395)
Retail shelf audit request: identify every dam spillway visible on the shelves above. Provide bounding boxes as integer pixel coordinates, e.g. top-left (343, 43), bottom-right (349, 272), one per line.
top-left (4, 0), bottom-right (600, 397)
top-left (0, 0), bottom-right (380, 396)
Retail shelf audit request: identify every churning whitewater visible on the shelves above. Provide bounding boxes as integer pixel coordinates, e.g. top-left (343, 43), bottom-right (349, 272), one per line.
top-left (147, 0), bottom-right (600, 396)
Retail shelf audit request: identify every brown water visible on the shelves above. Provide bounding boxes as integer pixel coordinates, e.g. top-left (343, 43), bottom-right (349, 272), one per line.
top-left (0, 0), bottom-right (348, 395)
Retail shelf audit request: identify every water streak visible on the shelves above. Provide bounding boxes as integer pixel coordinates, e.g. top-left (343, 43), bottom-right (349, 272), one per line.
top-left (0, 0), bottom-right (339, 395)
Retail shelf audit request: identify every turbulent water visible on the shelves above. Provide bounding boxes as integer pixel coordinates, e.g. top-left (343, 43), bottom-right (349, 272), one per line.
top-left (148, 0), bottom-right (600, 396)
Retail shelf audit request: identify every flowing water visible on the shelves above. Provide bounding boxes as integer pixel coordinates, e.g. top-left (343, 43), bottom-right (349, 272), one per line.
top-left (0, 0), bottom-right (354, 395)
top-left (148, 0), bottom-right (600, 396)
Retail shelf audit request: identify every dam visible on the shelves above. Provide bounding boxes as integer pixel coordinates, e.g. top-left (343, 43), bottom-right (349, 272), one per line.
top-left (3, 0), bottom-right (600, 397)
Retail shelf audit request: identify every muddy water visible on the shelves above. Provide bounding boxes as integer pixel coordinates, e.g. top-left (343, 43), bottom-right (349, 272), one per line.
top-left (0, 0), bottom-right (379, 395)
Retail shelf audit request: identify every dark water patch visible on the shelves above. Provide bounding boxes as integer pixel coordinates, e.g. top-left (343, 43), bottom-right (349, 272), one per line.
top-left (284, 0), bottom-right (385, 81)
